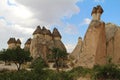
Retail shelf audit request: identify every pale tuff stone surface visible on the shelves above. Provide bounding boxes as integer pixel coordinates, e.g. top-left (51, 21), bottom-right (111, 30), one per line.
top-left (30, 26), bottom-right (66, 59)
top-left (70, 37), bottom-right (82, 60)
top-left (91, 5), bottom-right (103, 21)
top-left (105, 23), bottom-right (117, 62)
top-left (73, 5), bottom-right (106, 68)
top-left (106, 23), bottom-right (120, 64)
top-left (7, 26), bottom-right (66, 60)
top-left (7, 38), bottom-right (21, 49)
top-left (54, 40), bottom-right (66, 52)
top-left (114, 28), bottom-right (120, 64)
top-left (24, 38), bottom-right (32, 51)
top-left (78, 20), bottom-right (106, 68)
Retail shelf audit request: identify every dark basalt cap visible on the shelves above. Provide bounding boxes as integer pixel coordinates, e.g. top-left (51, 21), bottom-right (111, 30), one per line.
top-left (91, 7), bottom-right (97, 15)
top-left (42, 26), bottom-right (52, 36)
top-left (33, 26), bottom-right (42, 35)
top-left (91, 5), bottom-right (104, 15)
top-left (52, 28), bottom-right (61, 38)
top-left (78, 37), bottom-right (82, 39)
top-left (96, 5), bottom-right (104, 14)
top-left (25, 38), bottom-right (32, 45)
top-left (7, 38), bottom-right (16, 44)
top-left (16, 39), bottom-right (21, 44)
top-left (42, 26), bottom-right (47, 35)
top-left (47, 30), bottom-right (52, 36)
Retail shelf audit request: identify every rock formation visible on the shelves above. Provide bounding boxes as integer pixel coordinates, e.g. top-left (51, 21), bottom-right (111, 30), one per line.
top-left (77, 5), bottom-right (106, 68)
top-left (7, 26), bottom-right (66, 61)
top-left (30, 26), bottom-right (66, 59)
top-left (106, 23), bottom-right (120, 65)
top-left (71, 5), bottom-right (120, 68)
top-left (52, 28), bottom-right (66, 51)
top-left (70, 37), bottom-right (82, 60)
top-left (79, 21), bottom-right (106, 68)
top-left (7, 5), bottom-right (120, 69)
top-left (24, 38), bottom-right (32, 51)
top-left (91, 5), bottom-right (103, 20)
top-left (7, 38), bottom-right (21, 49)
top-left (16, 39), bottom-right (21, 48)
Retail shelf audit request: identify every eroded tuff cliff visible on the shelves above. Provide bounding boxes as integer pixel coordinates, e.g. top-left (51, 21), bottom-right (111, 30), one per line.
top-left (78, 20), bottom-right (106, 68)
top-left (71, 22), bottom-right (120, 68)
top-left (106, 23), bottom-right (120, 64)
top-left (70, 5), bottom-right (107, 68)
top-left (71, 5), bottom-right (120, 68)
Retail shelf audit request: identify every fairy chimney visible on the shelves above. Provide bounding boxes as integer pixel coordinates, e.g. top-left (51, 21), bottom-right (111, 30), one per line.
top-left (78, 5), bottom-right (106, 68)
top-left (24, 38), bottom-right (32, 51)
top-left (52, 28), bottom-right (66, 52)
top-left (70, 37), bottom-right (82, 60)
top-left (42, 26), bottom-right (52, 41)
top-left (33, 26), bottom-right (43, 38)
top-left (52, 28), bottom-right (61, 40)
top-left (30, 26), bottom-right (66, 59)
top-left (7, 38), bottom-right (16, 49)
top-left (91, 5), bottom-right (103, 20)
top-left (16, 39), bottom-right (21, 48)
top-left (91, 7), bottom-right (97, 20)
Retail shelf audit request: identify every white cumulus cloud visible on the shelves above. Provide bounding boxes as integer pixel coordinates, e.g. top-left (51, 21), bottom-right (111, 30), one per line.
top-left (65, 43), bottom-right (76, 53)
top-left (64, 24), bottom-right (78, 34)
top-left (0, 0), bottom-right (80, 50)
top-left (80, 18), bottom-right (91, 25)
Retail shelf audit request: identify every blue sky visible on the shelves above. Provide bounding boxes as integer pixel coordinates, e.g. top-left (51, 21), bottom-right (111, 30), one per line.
top-left (0, 0), bottom-right (120, 52)
top-left (60, 0), bottom-right (120, 52)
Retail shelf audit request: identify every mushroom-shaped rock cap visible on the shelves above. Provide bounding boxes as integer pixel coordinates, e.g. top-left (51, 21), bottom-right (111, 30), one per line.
top-left (91, 7), bottom-right (97, 15)
top-left (91, 5), bottom-right (103, 15)
top-left (78, 37), bottom-right (82, 39)
top-left (96, 5), bottom-right (104, 13)
top-left (7, 38), bottom-right (16, 44)
top-left (16, 39), bottom-right (21, 44)
top-left (33, 26), bottom-right (42, 35)
top-left (52, 28), bottom-right (61, 38)
top-left (25, 38), bottom-right (31, 45)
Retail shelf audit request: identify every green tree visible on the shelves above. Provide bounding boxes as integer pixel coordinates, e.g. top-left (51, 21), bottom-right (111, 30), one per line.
top-left (51, 48), bottom-right (68, 72)
top-left (0, 49), bottom-right (10, 64)
top-left (0, 48), bottom-right (32, 71)
top-left (93, 63), bottom-right (120, 80)
top-left (30, 57), bottom-right (48, 72)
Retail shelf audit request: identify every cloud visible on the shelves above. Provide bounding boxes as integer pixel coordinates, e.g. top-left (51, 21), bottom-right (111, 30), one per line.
top-left (64, 24), bottom-right (78, 34)
top-left (83, 18), bottom-right (91, 24)
top-left (7, 0), bottom-right (17, 6)
top-left (80, 18), bottom-right (91, 25)
top-left (65, 43), bottom-right (76, 53)
top-left (0, 0), bottom-right (80, 50)
top-left (11, 24), bottom-right (34, 35)
top-left (0, 18), bottom-right (34, 49)
top-left (16, 0), bottom-right (80, 26)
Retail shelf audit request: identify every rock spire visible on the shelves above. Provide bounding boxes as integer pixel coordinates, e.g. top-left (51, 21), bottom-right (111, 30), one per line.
top-left (91, 5), bottom-right (103, 20)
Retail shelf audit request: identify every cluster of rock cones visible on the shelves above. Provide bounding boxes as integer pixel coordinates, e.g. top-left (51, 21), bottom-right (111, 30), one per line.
top-left (7, 5), bottom-right (120, 69)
